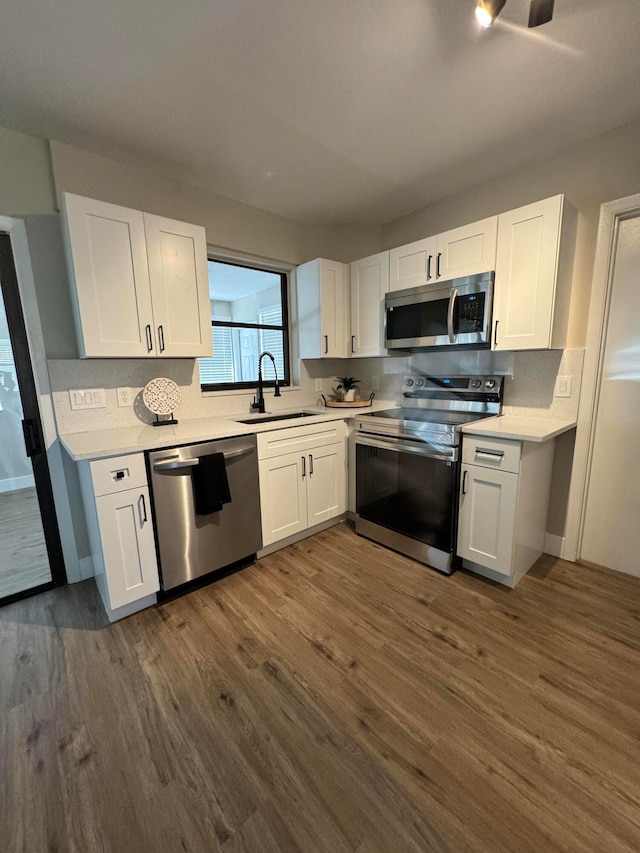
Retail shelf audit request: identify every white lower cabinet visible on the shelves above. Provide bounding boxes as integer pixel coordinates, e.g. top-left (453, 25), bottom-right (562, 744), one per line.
top-left (259, 453), bottom-right (308, 544)
top-left (78, 452), bottom-right (160, 620)
top-left (457, 435), bottom-right (555, 587)
top-left (258, 421), bottom-right (347, 548)
top-left (457, 465), bottom-right (518, 577)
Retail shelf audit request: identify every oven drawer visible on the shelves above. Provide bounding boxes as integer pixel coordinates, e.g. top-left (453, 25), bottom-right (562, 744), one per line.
top-left (462, 435), bottom-right (520, 473)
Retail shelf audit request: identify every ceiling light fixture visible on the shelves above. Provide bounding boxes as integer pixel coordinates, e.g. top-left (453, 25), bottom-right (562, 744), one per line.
top-left (475, 0), bottom-right (507, 28)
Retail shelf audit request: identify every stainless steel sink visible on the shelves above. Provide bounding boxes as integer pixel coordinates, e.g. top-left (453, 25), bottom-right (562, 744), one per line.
top-left (236, 412), bottom-right (317, 425)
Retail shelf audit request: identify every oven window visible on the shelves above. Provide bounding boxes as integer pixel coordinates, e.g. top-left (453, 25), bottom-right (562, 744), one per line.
top-left (387, 298), bottom-right (450, 341)
top-left (356, 443), bottom-right (457, 552)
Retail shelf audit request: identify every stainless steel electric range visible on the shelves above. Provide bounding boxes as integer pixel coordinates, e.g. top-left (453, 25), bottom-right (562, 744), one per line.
top-left (354, 374), bottom-right (503, 574)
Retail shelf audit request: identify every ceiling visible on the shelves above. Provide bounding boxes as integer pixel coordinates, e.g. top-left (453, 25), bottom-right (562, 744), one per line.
top-left (1, 0), bottom-right (640, 225)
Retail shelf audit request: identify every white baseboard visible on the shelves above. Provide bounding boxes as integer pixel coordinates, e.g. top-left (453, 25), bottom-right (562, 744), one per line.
top-left (544, 533), bottom-right (565, 559)
top-left (78, 556), bottom-right (94, 581)
top-left (0, 474), bottom-right (35, 493)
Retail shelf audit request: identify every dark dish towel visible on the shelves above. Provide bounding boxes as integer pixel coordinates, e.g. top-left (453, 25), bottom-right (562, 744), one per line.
top-left (192, 452), bottom-right (232, 515)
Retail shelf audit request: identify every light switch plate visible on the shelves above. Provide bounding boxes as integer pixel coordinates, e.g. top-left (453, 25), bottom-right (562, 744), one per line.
top-left (554, 375), bottom-right (572, 398)
top-left (69, 388), bottom-right (106, 410)
top-left (315, 379), bottom-right (323, 392)
top-left (371, 375), bottom-right (380, 391)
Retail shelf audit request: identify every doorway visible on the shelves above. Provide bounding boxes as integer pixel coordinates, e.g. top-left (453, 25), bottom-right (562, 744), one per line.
top-left (0, 231), bottom-right (66, 604)
top-left (565, 193), bottom-right (640, 576)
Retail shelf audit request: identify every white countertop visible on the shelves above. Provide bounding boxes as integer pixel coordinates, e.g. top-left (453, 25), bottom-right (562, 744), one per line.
top-left (461, 415), bottom-right (576, 442)
top-left (60, 401), bottom-right (395, 461)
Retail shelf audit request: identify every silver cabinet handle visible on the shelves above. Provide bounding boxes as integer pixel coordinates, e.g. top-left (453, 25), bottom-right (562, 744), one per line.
top-left (145, 324), bottom-right (153, 352)
top-left (158, 324), bottom-right (165, 352)
top-left (494, 319), bottom-right (499, 348)
top-left (309, 454), bottom-right (313, 476)
top-left (301, 455), bottom-right (306, 478)
top-left (447, 288), bottom-right (458, 344)
top-left (462, 470), bottom-right (468, 495)
top-left (474, 448), bottom-right (505, 460)
top-left (351, 335), bottom-right (356, 354)
top-left (324, 334), bottom-right (328, 354)
top-left (436, 252), bottom-right (442, 278)
top-left (138, 493), bottom-right (147, 524)
top-left (427, 254), bottom-right (432, 281)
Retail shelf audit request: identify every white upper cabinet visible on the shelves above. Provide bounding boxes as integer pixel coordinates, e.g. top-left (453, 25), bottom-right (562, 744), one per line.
top-left (435, 216), bottom-right (498, 281)
top-left (493, 195), bottom-right (576, 351)
top-left (349, 250), bottom-right (389, 357)
top-left (388, 217), bottom-right (497, 293)
top-left (388, 236), bottom-right (437, 291)
top-left (144, 214), bottom-right (211, 357)
top-left (62, 194), bottom-right (155, 357)
top-left (297, 258), bottom-right (348, 358)
top-left (62, 193), bottom-right (212, 358)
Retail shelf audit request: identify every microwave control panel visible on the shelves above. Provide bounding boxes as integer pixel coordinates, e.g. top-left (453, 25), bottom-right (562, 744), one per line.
top-left (457, 293), bottom-right (485, 333)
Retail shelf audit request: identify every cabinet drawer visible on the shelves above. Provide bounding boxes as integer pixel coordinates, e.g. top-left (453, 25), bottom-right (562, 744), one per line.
top-left (257, 420), bottom-right (346, 459)
top-left (89, 453), bottom-right (148, 496)
top-left (462, 436), bottom-right (520, 473)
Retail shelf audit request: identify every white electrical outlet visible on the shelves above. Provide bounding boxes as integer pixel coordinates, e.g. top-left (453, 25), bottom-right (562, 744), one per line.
top-left (554, 375), bottom-right (572, 398)
top-left (117, 387), bottom-right (132, 407)
top-left (371, 375), bottom-right (380, 391)
top-left (315, 379), bottom-right (323, 392)
top-left (69, 388), bottom-right (106, 410)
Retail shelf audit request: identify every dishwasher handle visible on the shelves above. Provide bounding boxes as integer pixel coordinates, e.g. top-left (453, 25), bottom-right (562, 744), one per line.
top-left (153, 446), bottom-right (253, 471)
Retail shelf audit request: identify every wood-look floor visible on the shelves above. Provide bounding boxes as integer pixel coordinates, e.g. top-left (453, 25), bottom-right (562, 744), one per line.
top-left (2, 522), bottom-right (640, 852)
top-left (0, 487), bottom-right (50, 600)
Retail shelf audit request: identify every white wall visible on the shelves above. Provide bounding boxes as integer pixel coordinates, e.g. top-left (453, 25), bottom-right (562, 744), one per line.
top-left (0, 126), bottom-right (56, 215)
top-left (49, 141), bottom-right (381, 266)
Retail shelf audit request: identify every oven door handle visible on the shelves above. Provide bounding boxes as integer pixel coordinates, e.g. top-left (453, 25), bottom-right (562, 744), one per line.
top-left (447, 288), bottom-right (458, 343)
top-left (356, 433), bottom-right (455, 461)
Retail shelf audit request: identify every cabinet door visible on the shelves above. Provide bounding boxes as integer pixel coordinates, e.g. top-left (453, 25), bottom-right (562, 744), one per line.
top-left (306, 442), bottom-right (346, 525)
top-left (493, 195), bottom-right (563, 351)
top-left (297, 259), bottom-right (348, 358)
top-left (62, 194), bottom-right (155, 357)
top-left (144, 214), bottom-right (212, 357)
top-left (435, 217), bottom-right (497, 281)
top-left (319, 260), bottom-right (349, 358)
top-left (349, 251), bottom-right (389, 357)
top-left (95, 487), bottom-right (159, 609)
top-left (259, 453), bottom-right (308, 546)
top-left (457, 464), bottom-right (517, 577)
top-left (389, 237), bottom-right (436, 291)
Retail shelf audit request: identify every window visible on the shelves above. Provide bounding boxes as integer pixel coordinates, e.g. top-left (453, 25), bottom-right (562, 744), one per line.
top-left (199, 258), bottom-right (290, 392)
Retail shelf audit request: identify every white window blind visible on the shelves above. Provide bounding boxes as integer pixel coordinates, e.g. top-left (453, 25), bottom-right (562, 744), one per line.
top-left (198, 318), bottom-right (234, 384)
top-left (258, 305), bottom-right (284, 379)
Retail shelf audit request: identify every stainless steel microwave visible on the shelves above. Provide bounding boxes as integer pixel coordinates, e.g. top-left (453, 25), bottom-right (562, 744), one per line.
top-left (384, 271), bottom-right (494, 351)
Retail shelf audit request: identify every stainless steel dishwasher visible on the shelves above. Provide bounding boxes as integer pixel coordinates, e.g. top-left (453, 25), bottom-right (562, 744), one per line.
top-left (147, 434), bottom-right (262, 591)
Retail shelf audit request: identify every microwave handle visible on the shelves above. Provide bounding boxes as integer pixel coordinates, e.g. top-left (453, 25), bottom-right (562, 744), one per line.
top-left (447, 288), bottom-right (458, 343)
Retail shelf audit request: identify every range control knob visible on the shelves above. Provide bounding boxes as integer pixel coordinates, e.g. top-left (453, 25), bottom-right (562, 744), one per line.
top-left (415, 378), bottom-right (424, 387)
top-left (485, 379), bottom-right (496, 389)
top-left (470, 379), bottom-right (482, 389)
top-left (405, 378), bottom-right (414, 387)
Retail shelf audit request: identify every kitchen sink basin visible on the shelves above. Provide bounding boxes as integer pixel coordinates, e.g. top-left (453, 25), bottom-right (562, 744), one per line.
top-left (236, 412), bottom-right (317, 425)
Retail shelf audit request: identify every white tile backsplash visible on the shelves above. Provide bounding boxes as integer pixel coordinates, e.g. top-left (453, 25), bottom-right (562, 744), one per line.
top-left (49, 349), bottom-right (584, 435)
top-left (49, 357), bottom-right (342, 434)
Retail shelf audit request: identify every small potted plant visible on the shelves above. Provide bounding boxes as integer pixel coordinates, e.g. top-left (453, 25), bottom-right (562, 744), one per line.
top-left (335, 376), bottom-right (361, 402)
